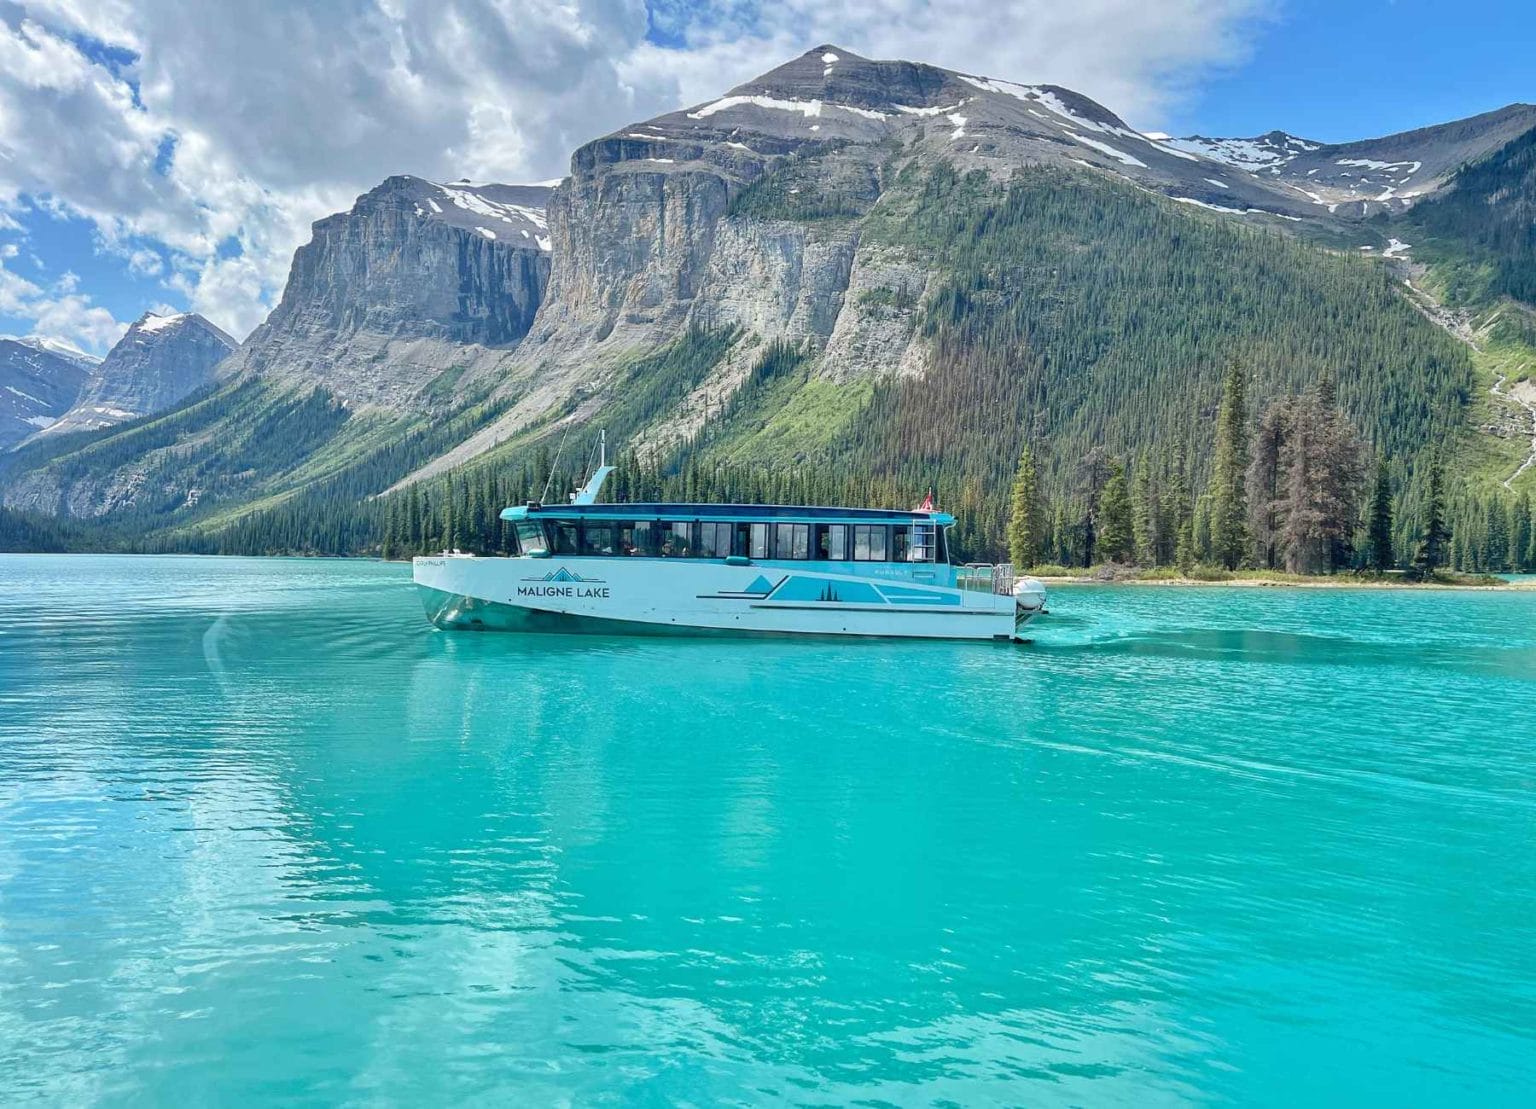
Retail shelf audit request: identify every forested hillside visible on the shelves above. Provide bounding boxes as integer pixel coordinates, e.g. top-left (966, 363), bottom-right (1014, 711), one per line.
top-left (3, 47), bottom-right (1535, 578)
top-left (1405, 126), bottom-right (1536, 312)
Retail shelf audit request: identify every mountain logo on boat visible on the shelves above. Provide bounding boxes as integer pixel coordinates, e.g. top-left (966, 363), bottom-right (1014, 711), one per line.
top-left (743, 575), bottom-right (775, 595)
top-left (523, 567), bottom-right (605, 584)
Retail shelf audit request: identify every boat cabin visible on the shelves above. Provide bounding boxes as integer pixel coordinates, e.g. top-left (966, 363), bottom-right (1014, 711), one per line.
top-left (500, 503), bottom-right (955, 568)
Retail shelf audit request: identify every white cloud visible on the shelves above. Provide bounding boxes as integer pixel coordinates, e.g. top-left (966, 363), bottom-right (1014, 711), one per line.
top-left (0, 253), bottom-right (126, 351)
top-left (0, 257), bottom-right (42, 314)
top-left (0, 1), bottom-right (1271, 342)
top-left (126, 247), bottom-right (163, 277)
top-left (632, 1), bottom-right (1273, 125)
top-left (27, 287), bottom-right (127, 351)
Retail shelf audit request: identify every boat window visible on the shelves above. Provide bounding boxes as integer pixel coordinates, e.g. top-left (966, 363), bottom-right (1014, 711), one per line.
top-left (891, 528), bottom-right (910, 563)
top-left (552, 524), bottom-right (579, 555)
top-left (661, 522), bottom-right (692, 557)
top-left (580, 524), bottom-right (615, 556)
top-left (775, 523), bottom-right (810, 560)
top-left (699, 522), bottom-right (732, 558)
top-left (817, 524), bottom-right (848, 560)
top-left (853, 524), bottom-right (888, 561)
top-left (627, 521), bottom-right (661, 557)
top-left (749, 523), bottom-right (769, 560)
top-left (515, 521), bottom-right (548, 555)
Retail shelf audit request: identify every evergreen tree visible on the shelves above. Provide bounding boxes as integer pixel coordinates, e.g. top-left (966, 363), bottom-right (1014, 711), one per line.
top-left (1007, 443), bottom-right (1041, 569)
top-left (1130, 454), bottom-right (1157, 566)
top-left (1208, 361), bottom-right (1250, 569)
top-left (1514, 493), bottom-right (1533, 571)
top-left (1175, 514), bottom-right (1197, 574)
top-left (1192, 493), bottom-right (1213, 563)
top-left (1160, 440), bottom-right (1192, 567)
top-left (1278, 391), bottom-right (1366, 574)
top-left (1247, 400), bottom-right (1289, 569)
top-left (1096, 460), bottom-right (1134, 563)
top-left (1366, 460), bottom-right (1395, 571)
top-left (1411, 459), bottom-right (1449, 579)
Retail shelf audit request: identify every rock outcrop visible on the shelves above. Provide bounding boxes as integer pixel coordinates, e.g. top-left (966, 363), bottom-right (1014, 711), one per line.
top-left (0, 338), bottom-right (94, 450)
top-left (217, 175), bottom-right (553, 409)
top-left (36, 313), bottom-right (236, 438)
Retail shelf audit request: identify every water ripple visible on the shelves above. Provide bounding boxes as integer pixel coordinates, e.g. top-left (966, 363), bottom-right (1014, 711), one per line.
top-left (2, 556), bottom-right (1535, 1102)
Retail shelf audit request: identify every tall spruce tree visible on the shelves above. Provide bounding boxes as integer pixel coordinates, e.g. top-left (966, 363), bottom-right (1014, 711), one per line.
top-left (1366, 460), bottom-right (1395, 571)
top-left (1411, 459), bottom-right (1449, 579)
top-left (1208, 362), bottom-right (1250, 569)
top-left (1130, 454), bottom-right (1157, 566)
top-left (1007, 443), bottom-right (1041, 570)
top-left (1096, 460), bottom-right (1135, 563)
top-left (1247, 400), bottom-right (1290, 569)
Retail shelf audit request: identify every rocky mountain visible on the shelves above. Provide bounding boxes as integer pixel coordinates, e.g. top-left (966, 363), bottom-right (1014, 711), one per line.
top-left (0, 339), bottom-right (95, 450)
top-left (36, 312), bottom-right (237, 439)
top-left (215, 175), bottom-right (554, 408)
top-left (11, 336), bottom-right (101, 373)
top-left (406, 47), bottom-right (1534, 481)
top-left (1169, 103), bottom-right (1536, 217)
top-left (2, 45), bottom-right (1533, 551)
top-left (0, 174), bottom-right (556, 521)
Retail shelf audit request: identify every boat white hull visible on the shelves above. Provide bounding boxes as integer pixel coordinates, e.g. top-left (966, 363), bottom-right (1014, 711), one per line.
top-left (413, 555), bottom-right (1044, 642)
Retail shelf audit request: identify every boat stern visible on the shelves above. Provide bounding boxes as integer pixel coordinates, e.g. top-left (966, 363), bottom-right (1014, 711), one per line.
top-left (1012, 575), bottom-right (1048, 633)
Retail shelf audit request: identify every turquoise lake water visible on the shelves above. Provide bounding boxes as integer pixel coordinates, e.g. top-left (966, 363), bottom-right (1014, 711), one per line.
top-left (2, 555), bottom-right (1535, 1104)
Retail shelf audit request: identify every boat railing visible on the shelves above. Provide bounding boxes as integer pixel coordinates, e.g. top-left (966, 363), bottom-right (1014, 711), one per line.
top-left (957, 562), bottom-right (1016, 596)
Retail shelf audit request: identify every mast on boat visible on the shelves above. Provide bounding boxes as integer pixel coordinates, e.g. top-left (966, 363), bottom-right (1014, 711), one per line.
top-left (571, 429), bottom-right (613, 505)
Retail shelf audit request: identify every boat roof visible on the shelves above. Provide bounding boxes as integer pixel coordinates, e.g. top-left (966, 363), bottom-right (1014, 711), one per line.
top-left (501, 502), bottom-right (955, 527)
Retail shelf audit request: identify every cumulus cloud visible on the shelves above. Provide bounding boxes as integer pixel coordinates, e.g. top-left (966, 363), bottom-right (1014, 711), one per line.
top-left (0, 253), bottom-right (126, 351)
top-left (638, 0), bottom-right (1273, 123)
top-left (0, 0), bottom-right (1270, 342)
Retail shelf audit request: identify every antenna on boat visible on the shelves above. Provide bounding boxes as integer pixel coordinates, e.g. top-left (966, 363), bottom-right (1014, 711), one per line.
top-left (571, 429), bottom-right (614, 505)
top-left (541, 421), bottom-right (574, 506)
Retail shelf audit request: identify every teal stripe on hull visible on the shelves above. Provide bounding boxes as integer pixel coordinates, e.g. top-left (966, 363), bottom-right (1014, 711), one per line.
top-left (416, 585), bottom-right (1021, 642)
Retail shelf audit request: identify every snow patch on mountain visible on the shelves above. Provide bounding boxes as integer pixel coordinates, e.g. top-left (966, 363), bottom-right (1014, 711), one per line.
top-left (10, 335), bottom-right (101, 367)
top-left (1166, 133), bottom-right (1320, 171)
top-left (435, 183), bottom-right (547, 231)
top-left (1064, 131), bottom-right (1146, 167)
top-left (895, 101), bottom-right (966, 118)
top-left (686, 94), bottom-right (893, 122)
top-left (135, 312), bottom-right (189, 335)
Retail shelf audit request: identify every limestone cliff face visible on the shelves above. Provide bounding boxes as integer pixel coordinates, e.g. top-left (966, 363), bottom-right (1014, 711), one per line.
top-left (419, 43), bottom-right (1348, 478)
top-left (37, 313), bottom-right (236, 438)
top-left (220, 176), bottom-right (553, 409)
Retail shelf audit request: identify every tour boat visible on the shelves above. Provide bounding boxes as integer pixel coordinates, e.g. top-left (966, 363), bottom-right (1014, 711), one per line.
top-left (412, 460), bottom-right (1045, 642)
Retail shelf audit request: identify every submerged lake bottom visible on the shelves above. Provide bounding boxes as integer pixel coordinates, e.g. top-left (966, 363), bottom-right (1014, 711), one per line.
top-left (2, 555), bottom-right (1534, 1103)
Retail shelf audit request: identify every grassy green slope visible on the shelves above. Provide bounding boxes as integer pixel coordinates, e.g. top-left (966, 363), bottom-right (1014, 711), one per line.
top-left (1399, 125), bottom-right (1536, 495)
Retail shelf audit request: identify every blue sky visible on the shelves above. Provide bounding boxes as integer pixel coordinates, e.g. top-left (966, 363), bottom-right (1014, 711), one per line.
top-left (1174, 0), bottom-right (1533, 143)
top-left (1, 0), bottom-right (1530, 355)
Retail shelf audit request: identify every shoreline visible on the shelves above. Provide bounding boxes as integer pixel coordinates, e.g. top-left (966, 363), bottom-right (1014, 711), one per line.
top-left (1035, 574), bottom-right (1536, 591)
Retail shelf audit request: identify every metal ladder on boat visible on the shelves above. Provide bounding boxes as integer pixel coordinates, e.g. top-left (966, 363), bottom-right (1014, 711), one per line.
top-left (908, 520), bottom-right (937, 562)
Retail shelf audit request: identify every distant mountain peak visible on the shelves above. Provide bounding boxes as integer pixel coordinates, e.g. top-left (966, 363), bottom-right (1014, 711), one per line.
top-left (4, 334), bottom-right (101, 369)
top-left (129, 311), bottom-right (237, 348)
top-left (0, 337), bottom-right (93, 449)
top-left (28, 310), bottom-right (237, 440)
